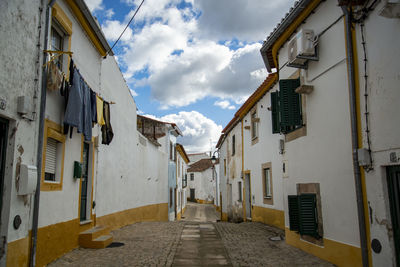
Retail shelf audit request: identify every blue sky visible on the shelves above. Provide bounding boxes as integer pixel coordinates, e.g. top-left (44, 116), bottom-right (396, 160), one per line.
top-left (85, 0), bottom-right (294, 152)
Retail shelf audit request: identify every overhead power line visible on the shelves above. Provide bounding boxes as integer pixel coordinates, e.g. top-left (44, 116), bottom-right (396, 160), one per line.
top-left (105, 0), bottom-right (145, 57)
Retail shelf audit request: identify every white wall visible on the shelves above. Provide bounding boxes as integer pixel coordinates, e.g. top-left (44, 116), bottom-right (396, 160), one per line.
top-left (279, 0), bottom-right (360, 247)
top-left (242, 94), bottom-right (284, 213)
top-left (188, 168), bottom-right (215, 202)
top-left (356, 2), bottom-right (400, 266)
top-left (0, 0), bottom-right (45, 256)
top-left (96, 56), bottom-right (168, 218)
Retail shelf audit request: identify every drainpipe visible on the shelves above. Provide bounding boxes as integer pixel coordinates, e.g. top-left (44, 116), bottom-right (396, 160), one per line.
top-left (30, 0), bottom-right (57, 266)
top-left (341, 6), bottom-right (369, 267)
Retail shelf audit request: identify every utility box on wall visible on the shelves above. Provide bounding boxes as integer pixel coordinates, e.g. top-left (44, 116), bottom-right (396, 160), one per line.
top-left (18, 164), bottom-right (37, 195)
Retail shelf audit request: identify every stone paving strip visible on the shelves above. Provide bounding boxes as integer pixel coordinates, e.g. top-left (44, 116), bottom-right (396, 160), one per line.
top-left (215, 222), bottom-right (335, 267)
top-left (172, 223), bottom-right (232, 266)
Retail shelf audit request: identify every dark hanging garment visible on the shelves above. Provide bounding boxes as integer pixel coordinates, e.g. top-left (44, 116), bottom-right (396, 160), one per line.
top-left (82, 82), bottom-right (92, 142)
top-left (60, 77), bottom-right (71, 135)
top-left (101, 101), bottom-right (114, 145)
top-left (64, 68), bottom-right (84, 133)
top-left (69, 59), bottom-right (74, 86)
top-left (90, 90), bottom-right (97, 123)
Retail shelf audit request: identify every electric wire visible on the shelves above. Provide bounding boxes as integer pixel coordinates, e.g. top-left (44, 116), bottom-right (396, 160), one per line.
top-left (105, 0), bottom-right (145, 57)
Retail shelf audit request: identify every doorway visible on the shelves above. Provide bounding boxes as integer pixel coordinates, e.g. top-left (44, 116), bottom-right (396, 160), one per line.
top-left (244, 173), bottom-right (252, 220)
top-left (190, 189), bottom-right (195, 202)
top-left (387, 165), bottom-right (400, 266)
top-left (80, 142), bottom-right (92, 222)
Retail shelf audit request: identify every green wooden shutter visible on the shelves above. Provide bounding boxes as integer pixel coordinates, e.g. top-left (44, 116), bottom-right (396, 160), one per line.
top-left (271, 92), bottom-right (280, 134)
top-left (299, 194), bottom-right (318, 237)
top-left (288, 195), bottom-right (299, 231)
top-left (279, 79), bottom-right (302, 129)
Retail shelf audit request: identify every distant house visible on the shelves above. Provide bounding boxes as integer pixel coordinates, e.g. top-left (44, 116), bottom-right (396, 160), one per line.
top-left (187, 155), bottom-right (218, 205)
top-left (137, 115), bottom-right (182, 221)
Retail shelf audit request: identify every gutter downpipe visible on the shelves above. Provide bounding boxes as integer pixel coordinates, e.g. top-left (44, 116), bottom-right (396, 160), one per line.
top-left (30, 0), bottom-right (57, 266)
top-left (341, 6), bottom-right (369, 267)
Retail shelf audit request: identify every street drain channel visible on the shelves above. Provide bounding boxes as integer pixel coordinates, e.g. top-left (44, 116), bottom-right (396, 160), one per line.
top-left (107, 242), bottom-right (125, 248)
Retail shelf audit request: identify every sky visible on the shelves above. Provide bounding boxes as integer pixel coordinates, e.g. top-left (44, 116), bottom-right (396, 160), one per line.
top-left (85, 0), bottom-right (295, 153)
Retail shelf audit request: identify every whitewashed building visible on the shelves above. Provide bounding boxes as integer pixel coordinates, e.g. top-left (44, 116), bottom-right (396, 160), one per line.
top-left (0, 0), bottom-right (181, 265)
top-left (187, 154), bottom-right (218, 205)
top-left (176, 143), bottom-right (190, 219)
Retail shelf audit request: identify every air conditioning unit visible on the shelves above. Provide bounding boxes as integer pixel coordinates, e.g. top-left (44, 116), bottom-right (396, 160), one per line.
top-left (288, 29), bottom-right (316, 66)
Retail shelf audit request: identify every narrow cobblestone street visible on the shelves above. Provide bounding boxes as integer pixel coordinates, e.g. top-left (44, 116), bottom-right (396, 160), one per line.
top-left (50, 203), bottom-right (334, 266)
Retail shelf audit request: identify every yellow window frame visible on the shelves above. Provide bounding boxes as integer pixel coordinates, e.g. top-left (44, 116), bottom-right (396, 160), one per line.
top-left (41, 119), bottom-right (66, 191)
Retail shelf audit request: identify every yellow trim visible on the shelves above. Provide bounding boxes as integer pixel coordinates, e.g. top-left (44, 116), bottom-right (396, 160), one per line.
top-left (96, 203), bottom-right (169, 231)
top-left (41, 119), bottom-right (65, 191)
top-left (65, 0), bottom-right (107, 57)
top-left (348, 17), bottom-right (372, 266)
top-left (286, 227), bottom-right (362, 266)
top-left (195, 199), bottom-right (214, 204)
top-left (221, 212), bottom-right (228, 222)
top-left (6, 233), bottom-right (31, 267)
top-left (176, 144), bottom-right (190, 164)
top-left (52, 3), bottom-right (72, 35)
top-left (270, 0), bottom-right (321, 70)
top-left (251, 206), bottom-right (284, 229)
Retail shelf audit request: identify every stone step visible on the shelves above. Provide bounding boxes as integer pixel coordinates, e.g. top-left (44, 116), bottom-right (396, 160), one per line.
top-left (79, 226), bottom-right (112, 249)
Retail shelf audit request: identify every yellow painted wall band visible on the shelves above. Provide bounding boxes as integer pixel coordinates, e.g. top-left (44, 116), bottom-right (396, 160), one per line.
top-left (65, 0), bottom-right (107, 57)
top-left (251, 205), bottom-right (285, 229)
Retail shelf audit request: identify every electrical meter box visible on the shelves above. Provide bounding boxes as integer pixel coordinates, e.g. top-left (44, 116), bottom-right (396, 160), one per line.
top-left (18, 164), bottom-right (37, 195)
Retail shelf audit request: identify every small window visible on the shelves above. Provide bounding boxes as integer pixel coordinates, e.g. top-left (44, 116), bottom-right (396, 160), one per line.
top-left (45, 137), bottom-right (61, 181)
top-left (251, 110), bottom-right (258, 140)
top-left (190, 173), bottom-right (194, 181)
top-left (288, 194), bottom-right (320, 238)
top-left (263, 168), bottom-right (272, 198)
top-left (271, 79), bottom-right (302, 134)
top-left (41, 120), bottom-right (66, 191)
top-left (183, 174), bottom-right (187, 187)
top-left (232, 135), bottom-right (235, 155)
top-left (224, 159), bottom-right (226, 176)
top-left (238, 181), bottom-right (242, 202)
top-left (170, 188), bottom-right (173, 208)
top-left (170, 142), bottom-right (173, 160)
top-left (50, 23), bottom-right (65, 69)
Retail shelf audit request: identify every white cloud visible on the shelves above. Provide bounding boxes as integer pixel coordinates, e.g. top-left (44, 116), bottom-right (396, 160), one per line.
top-left (161, 111), bottom-right (222, 153)
top-left (101, 20), bottom-right (133, 42)
top-left (214, 100), bottom-right (235, 110)
top-left (105, 9), bottom-right (115, 19)
top-left (193, 0), bottom-right (295, 41)
top-left (84, 0), bottom-right (103, 12)
top-left (99, 0), bottom-right (295, 109)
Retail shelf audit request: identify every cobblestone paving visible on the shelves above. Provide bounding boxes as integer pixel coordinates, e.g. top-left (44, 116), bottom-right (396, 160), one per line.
top-left (49, 222), bottom-right (184, 267)
top-left (215, 222), bottom-right (335, 267)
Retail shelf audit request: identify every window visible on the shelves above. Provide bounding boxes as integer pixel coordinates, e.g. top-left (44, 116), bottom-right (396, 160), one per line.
top-left (177, 158), bottom-right (180, 176)
top-left (288, 194), bottom-right (319, 238)
top-left (271, 78), bottom-right (302, 134)
top-left (263, 168), bottom-right (271, 198)
top-left (41, 119), bottom-right (65, 191)
top-left (251, 110), bottom-right (258, 140)
top-left (190, 173), bottom-right (194, 181)
top-left (170, 142), bottom-right (173, 160)
top-left (232, 135), bottom-right (235, 155)
top-left (170, 188), bottom-right (173, 208)
top-left (50, 25), bottom-right (64, 69)
top-left (183, 174), bottom-right (187, 188)
top-left (224, 159), bottom-right (226, 176)
top-left (238, 181), bottom-right (242, 202)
